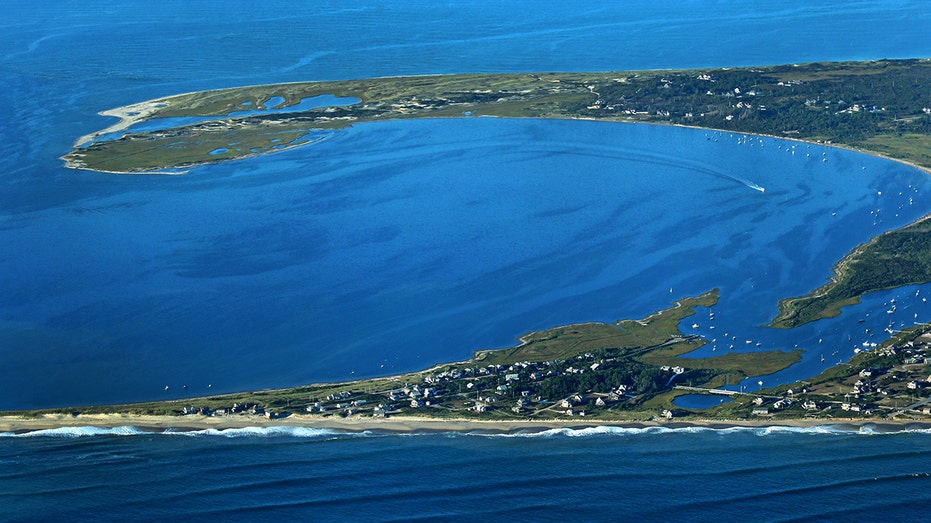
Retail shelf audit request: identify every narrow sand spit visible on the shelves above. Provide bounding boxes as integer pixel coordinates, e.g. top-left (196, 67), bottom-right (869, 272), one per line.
top-left (72, 98), bottom-right (173, 148)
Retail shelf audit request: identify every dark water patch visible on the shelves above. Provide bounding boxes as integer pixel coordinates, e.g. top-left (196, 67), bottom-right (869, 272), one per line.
top-left (165, 222), bottom-right (332, 278)
top-left (657, 470), bottom-right (931, 521)
top-left (779, 499), bottom-right (931, 523)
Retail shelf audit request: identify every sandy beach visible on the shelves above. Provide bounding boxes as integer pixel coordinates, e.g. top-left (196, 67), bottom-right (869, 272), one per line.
top-left (3, 413), bottom-right (929, 435)
top-left (71, 98), bottom-right (173, 148)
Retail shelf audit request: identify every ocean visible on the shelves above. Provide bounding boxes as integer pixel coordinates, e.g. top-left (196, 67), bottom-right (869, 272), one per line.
top-left (2, 1), bottom-right (931, 520)
top-left (5, 425), bottom-right (931, 522)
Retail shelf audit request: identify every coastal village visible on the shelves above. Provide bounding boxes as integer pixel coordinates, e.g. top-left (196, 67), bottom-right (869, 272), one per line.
top-left (175, 352), bottom-right (690, 422)
top-left (163, 324), bottom-right (931, 425)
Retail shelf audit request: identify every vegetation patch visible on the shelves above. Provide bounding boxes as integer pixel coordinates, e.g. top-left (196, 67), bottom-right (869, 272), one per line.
top-left (474, 289), bottom-right (718, 366)
top-left (771, 215), bottom-right (931, 328)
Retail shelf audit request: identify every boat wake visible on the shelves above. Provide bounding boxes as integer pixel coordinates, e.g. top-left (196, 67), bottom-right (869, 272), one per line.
top-left (520, 137), bottom-right (768, 194)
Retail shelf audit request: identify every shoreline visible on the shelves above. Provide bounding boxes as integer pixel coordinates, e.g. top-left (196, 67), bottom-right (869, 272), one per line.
top-left (65, 59), bottom-right (931, 178)
top-left (68, 113), bottom-right (931, 178)
top-left (3, 413), bottom-right (930, 436)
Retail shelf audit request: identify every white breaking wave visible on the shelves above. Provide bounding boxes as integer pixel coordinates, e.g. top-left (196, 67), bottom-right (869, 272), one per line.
top-left (0, 425), bottom-right (361, 439)
top-left (493, 426), bottom-right (680, 438)
top-left (488, 424), bottom-right (931, 438)
top-left (4, 424), bottom-right (930, 439)
top-left (0, 426), bottom-right (151, 438)
top-left (166, 426), bottom-right (350, 438)
top-left (721, 425), bottom-right (849, 436)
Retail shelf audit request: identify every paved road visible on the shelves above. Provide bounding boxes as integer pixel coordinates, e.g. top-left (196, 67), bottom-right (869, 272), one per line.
top-left (890, 393), bottom-right (931, 417)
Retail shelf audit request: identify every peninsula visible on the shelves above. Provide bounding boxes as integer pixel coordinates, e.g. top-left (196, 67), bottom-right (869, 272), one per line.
top-left (64, 59), bottom-right (931, 176)
top-left (6, 290), bottom-right (931, 433)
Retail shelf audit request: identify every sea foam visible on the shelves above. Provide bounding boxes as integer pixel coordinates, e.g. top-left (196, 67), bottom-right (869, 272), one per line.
top-left (0, 425), bottom-right (362, 439)
top-left (488, 424), bottom-right (931, 439)
top-left (166, 426), bottom-right (350, 438)
top-left (3, 423), bottom-right (930, 439)
top-left (0, 426), bottom-right (152, 438)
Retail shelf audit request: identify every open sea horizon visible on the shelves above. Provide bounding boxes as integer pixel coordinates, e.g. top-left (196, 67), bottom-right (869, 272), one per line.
top-left (3, 1), bottom-right (931, 520)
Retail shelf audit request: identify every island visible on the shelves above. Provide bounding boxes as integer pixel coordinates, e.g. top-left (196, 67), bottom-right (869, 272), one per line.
top-left (18, 58), bottom-right (931, 432)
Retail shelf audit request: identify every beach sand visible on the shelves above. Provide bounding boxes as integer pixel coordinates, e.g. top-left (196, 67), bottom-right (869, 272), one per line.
top-left (71, 99), bottom-right (173, 148)
top-left (3, 413), bottom-right (929, 435)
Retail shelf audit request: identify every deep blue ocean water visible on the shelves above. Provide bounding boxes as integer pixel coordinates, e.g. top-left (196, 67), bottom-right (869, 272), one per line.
top-left (5, 425), bottom-right (931, 522)
top-left (3, 1), bottom-right (931, 520)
